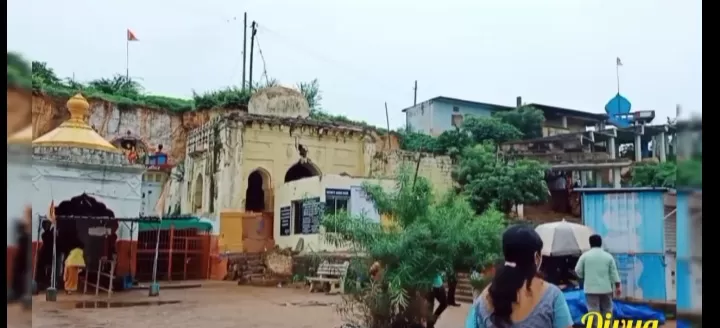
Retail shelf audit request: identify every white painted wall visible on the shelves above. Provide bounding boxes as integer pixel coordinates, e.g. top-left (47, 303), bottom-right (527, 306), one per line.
top-left (30, 162), bottom-right (144, 242)
top-left (273, 174), bottom-right (395, 252)
top-left (7, 159), bottom-right (31, 246)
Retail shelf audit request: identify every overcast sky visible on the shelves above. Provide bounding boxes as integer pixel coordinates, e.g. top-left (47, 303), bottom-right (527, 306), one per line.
top-left (10, 0), bottom-right (701, 128)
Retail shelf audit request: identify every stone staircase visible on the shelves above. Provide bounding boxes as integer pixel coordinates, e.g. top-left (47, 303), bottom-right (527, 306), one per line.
top-left (455, 272), bottom-right (475, 304)
top-left (225, 252), bottom-right (267, 283)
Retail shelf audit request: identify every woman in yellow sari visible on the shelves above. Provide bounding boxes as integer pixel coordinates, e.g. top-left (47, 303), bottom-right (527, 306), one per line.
top-left (64, 245), bottom-right (85, 294)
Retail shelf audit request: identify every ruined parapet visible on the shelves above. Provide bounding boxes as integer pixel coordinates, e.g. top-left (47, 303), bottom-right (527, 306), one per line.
top-left (371, 149), bottom-right (454, 193)
top-left (248, 86), bottom-right (310, 119)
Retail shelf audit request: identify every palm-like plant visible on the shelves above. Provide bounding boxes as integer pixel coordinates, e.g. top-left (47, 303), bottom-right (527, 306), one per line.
top-left (321, 166), bottom-right (505, 328)
top-left (87, 75), bottom-right (143, 97)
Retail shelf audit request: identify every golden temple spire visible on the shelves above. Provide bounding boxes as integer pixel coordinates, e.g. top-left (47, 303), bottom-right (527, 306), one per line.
top-left (32, 94), bottom-right (120, 152)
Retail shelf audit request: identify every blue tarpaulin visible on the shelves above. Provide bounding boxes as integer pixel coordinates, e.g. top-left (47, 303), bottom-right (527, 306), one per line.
top-left (563, 289), bottom-right (666, 325)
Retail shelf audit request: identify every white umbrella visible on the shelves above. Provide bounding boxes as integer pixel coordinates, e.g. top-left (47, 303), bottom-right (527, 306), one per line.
top-left (535, 219), bottom-right (594, 256)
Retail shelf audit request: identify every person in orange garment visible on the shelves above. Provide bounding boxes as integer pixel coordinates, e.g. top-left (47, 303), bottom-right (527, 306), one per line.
top-left (63, 242), bottom-right (86, 294)
top-left (369, 261), bottom-right (383, 282)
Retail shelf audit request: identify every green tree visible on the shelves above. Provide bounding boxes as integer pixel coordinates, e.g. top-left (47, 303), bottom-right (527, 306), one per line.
top-left (435, 128), bottom-right (472, 160)
top-left (453, 143), bottom-right (548, 214)
top-left (322, 167), bottom-right (504, 328)
top-left (630, 161), bottom-right (677, 188)
top-left (87, 74), bottom-right (143, 97)
top-left (462, 116), bottom-right (523, 144)
top-left (676, 156), bottom-right (702, 188)
top-left (31, 61), bottom-right (63, 87)
top-left (7, 52), bottom-right (31, 88)
top-left (493, 105), bottom-right (545, 139)
top-left (297, 78), bottom-right (323, 111)
top-left (396, 129), bottom-right (438, 153)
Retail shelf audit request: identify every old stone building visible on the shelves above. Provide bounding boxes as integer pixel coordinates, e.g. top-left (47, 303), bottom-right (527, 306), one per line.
top-left (172, 86), bottom-right (452, 215)
top-left (158, 86), bottom-right (453, 254)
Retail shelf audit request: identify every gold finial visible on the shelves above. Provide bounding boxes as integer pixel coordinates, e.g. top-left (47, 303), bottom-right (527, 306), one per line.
top-left (67, 93), bottom-right (89, 122)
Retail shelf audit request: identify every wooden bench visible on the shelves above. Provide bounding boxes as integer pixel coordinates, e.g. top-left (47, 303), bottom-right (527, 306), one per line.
top-left (306, 260), bottom-right (350, 294)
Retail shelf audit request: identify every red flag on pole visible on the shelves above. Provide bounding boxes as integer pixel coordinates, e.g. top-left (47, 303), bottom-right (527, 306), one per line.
top-left (127, 29), bottom-right (139, 41)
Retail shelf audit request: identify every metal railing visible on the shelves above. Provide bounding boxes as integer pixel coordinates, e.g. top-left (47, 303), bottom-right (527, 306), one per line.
top-left (82, 257), bottom-right (116, 298)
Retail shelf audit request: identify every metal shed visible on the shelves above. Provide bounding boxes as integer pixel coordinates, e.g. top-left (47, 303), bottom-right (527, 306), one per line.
top-left (577, 187), bottom-right (670, 302)
top-left (675, 189), bottom-right (702, 315)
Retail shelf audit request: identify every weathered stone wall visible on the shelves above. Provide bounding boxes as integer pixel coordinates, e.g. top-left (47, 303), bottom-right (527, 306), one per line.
top-left (27, 91), bottom-right (239, 163)
top-left (370, 150), bottom-right (455, 195)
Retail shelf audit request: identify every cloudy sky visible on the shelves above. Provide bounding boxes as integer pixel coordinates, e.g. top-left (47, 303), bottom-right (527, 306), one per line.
top-left (10, 0), bottom-right (701, 128)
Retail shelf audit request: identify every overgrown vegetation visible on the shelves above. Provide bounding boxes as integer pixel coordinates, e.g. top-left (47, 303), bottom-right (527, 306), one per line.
top-left (630, 161), bottom-right (677, 188)
top-left (454, 143), bottom-right (549, 214)
top-left (395, 105), bottom-right (545, 156)
top-left (7, 51), bottom-right (375, 131)
top-left (321, 167), bottom-right (505, 328)
top-left (630, 155), bottom-right (702, 189)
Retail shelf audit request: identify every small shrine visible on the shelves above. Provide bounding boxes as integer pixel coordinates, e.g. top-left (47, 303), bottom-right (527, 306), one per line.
top-left (30, 94), bottom-right (146, 287)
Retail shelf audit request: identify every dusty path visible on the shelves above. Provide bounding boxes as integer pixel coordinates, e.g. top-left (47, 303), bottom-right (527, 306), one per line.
top-left (16, 284), bottom-right (466, 328)
top-left (11, 284), bottom-right (676, 328)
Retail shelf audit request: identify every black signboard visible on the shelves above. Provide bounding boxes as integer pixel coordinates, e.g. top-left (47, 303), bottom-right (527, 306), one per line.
top-left (325, 188), bottom-right (351, 199)
top-left (301, 197), bottom-right (323, 234)
top-left (279, 206), bottom-right (292, 236)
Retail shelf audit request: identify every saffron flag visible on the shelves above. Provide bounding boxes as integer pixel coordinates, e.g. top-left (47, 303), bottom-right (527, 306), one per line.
top-left (48, 200), bottom-right (56, 223)
top-left (127, 29), bottom-right (139, 41)
top-left (616, 57), bottom-right (623, 66)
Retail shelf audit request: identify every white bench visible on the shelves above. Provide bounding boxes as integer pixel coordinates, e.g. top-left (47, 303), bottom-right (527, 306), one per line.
top-left (306, 260), bottom-right (350, 294)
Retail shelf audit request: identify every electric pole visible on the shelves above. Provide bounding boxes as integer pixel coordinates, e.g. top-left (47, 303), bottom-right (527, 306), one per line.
top-left (248, 21), bottom-right (257, 91)
top-left (413, 80), bottom-right (418, 105)
top-left (241, 12), bottom-right (248, 90)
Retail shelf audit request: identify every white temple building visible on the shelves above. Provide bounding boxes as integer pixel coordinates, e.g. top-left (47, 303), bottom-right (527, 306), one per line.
top-left (30, 94), bottom-right (146, 286)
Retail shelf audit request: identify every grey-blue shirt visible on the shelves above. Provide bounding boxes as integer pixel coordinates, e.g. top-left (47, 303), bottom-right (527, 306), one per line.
top-left (465, 284), bottom-right (573, 328)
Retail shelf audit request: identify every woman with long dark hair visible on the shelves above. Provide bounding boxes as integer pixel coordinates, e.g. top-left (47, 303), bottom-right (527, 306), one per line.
top-left (465, 225), bottom-right (573, 328)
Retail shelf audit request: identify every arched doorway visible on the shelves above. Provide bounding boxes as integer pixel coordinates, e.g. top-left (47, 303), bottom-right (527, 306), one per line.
top-left (245, 168), bottom-right (272, 212)
top-left (36, 194), bottom-right (116, 290)
top-left (284, 161), bottom-right (321, 183)
top-left (193, 174), bottom-right (203, 212)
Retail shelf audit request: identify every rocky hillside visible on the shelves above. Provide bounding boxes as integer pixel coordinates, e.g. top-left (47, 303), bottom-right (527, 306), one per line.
top-left (27, 91), bottom-right (237, 162)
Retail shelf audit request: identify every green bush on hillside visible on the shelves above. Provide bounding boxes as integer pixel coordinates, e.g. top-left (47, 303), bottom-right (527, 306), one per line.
top-left (8, 51), bottom-right (384, 129)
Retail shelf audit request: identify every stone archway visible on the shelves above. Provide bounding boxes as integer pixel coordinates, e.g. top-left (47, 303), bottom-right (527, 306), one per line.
top-left (36, 193), bottom-right (116, 290)
top-left (193, 174), bottom-right (204, 212)
top-left (245, 168), bottom-right (273, 212)
top-left (284, 161), bottom-right (321, 183)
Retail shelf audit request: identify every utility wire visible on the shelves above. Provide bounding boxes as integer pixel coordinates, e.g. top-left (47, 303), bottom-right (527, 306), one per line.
top-left (255, 24), bottom-right (413, 97)
top-left (254, 32), bottom-right (271, 86)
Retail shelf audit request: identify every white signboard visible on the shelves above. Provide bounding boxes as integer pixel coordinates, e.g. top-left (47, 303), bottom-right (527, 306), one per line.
top-left (349, 185), bottom-right (380, 223)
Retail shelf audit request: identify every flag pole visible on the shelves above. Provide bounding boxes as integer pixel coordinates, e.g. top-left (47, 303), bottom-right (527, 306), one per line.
top-left (149, 216), bottom-right (161, 296)
top-left (149, 181), bottom-right (167, 297)
top-left (126, 37), bottom-right (130, 80)
top-left (615, 58), bottom-right (621, 95)
top-left (46, 194), bottom-right (58, 301)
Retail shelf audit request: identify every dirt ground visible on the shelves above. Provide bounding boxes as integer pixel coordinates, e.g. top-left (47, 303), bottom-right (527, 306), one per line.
top-left (9, 283), bottom-right (467, 328)
top-left (8, 283), bottom-right (677, 328)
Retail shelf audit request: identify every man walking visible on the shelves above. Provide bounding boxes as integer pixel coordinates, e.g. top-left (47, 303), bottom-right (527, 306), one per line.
top-left (575, 234), bottom-right (621, 317)
top-left (446, 270), bottom-right (461, 307)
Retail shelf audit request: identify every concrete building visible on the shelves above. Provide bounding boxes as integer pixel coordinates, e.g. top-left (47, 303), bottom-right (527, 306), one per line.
top-left (402, 96), bottom-right (606, 137)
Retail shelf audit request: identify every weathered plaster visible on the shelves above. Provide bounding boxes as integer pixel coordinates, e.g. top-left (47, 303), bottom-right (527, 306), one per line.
top-left (7, 144), bottom-right (32, 246)
top-left (273, 174), bottom-right (396, 252)
top-left (30, 162), bottom-right (144, 242)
